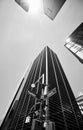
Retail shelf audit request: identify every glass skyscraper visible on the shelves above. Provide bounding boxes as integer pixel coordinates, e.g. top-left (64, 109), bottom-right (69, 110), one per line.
top-left (1, 46), bottom-right (83, 130)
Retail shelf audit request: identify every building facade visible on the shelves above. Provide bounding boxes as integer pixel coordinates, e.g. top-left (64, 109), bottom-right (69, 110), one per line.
top-left (76, 95), bottom-right (83, 115)
top-left (65, 22), bottom-right (83, 63)
top-left (1, 46), bottom-right (83, 130)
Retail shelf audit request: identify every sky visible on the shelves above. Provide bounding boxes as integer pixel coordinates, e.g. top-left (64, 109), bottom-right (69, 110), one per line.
top-left (0, 0), bottom-right (83, 121)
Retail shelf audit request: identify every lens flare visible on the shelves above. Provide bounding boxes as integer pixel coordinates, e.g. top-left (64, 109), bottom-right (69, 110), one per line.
top-left (28, 0), bottom-right (42, 15)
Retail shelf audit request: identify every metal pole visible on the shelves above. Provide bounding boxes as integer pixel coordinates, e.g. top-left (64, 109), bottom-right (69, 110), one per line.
top-left (45, 46), bottom-right (49, 124)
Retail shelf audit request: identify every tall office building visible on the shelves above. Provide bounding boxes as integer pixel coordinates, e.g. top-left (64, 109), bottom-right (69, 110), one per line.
top-left (65, 22), bottom-right (83, 63)
top-left (76, 95), bottom-right (83, 115)
top-left (1, 46), bottom-right (83, 130)
top-left (43, 0), bottom-right (66, 20)
top-left (15, 0), bottom-right (66, 20)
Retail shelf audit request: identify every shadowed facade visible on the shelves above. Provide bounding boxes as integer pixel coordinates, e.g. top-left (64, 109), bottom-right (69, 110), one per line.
top-left (1, 46), bottom-right (83, 130)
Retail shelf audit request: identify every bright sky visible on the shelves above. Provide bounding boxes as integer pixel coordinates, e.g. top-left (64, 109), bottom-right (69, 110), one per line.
top-left (0, 0), bottom-right (83, 121)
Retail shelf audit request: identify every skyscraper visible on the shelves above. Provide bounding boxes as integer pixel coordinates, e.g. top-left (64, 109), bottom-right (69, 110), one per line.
top-left (65, 22), bottom-right (83, 63)
top-left (76, 95), bottom-right (83, 115)
top-left (43, 0), bottom-right (66, 20)
top-left (1, 46), bottom-right (83, 130)
top-left (15, 0), bottom-right (66, 20)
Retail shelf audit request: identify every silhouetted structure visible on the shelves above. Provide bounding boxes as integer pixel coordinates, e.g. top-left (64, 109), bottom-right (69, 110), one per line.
top-left (15, 0), bottom-right (29, 12)
top-left (43, 0), bottom-right (66, 20)
top-left (65, 22), bottom-right (83, 63)
top-left (1, 46), bottom-right (83, 130)
top-left (15, 0), bottom-right (66, 20)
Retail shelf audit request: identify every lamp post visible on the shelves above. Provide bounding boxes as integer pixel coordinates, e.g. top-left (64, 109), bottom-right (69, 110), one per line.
top-left (30, 73), bottom-right (45, 98)
top-left (29, 73), bottom-right (46, 130)
top-left (27, 71), bottom-right (56, 129)
top-left (31, 73), bottom-right (44, 88)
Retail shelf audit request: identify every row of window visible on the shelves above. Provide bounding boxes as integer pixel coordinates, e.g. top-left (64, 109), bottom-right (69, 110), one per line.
top-left (65, 41), bottom-right (83, 60)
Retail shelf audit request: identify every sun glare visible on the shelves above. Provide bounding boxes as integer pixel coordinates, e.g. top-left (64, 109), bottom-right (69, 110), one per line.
top-left (28, 0), bottom-right (42, 15)
top-left (66, 38), bottom-right (71, 43)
